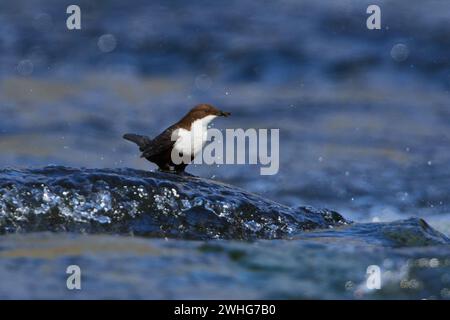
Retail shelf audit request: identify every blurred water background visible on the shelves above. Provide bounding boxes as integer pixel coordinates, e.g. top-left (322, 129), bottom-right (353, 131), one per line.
top-left (0, 0), bottom-right (450, 299)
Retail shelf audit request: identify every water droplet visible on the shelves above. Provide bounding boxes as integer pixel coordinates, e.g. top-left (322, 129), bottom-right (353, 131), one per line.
top-left (98, 34), bottom-right (117, 53)
top-left (16, 60), bottom-right (34, 76)
top-left (383, 258), bottom-right (394, 268)
top-left (391, 43), bottom-right (409, 62)
top-left (32, 13), bottom-right (53, 31)
top-left (345, 281), bottom-right (354, 290)
top-left (430, 258), bottom-right (439, 268)
top-left (195, 74), bottom-right (212, 90)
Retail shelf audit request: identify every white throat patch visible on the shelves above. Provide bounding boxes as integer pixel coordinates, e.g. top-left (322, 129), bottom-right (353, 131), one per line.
top-left (172, 115), bottom-right (217, 159)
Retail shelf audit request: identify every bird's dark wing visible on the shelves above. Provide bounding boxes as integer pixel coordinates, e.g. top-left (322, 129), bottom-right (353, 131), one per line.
top-left (141, 126), bottom-right (178, 159)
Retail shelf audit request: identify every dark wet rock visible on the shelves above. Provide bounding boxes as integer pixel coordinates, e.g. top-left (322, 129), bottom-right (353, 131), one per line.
top-left (295, 218), bottom-right (450, 247)
top-left (0, 166), bottom-right (349, 239)
top-left (1, 167), bottom-right (448, 247)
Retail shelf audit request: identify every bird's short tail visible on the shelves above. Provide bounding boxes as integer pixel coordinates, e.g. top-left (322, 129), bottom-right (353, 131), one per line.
top-left (123, 133), bottom-right (152, 151)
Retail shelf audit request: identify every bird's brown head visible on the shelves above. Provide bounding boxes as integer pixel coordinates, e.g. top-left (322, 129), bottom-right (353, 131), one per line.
top-left (180, 104), bottom-right (231, 125)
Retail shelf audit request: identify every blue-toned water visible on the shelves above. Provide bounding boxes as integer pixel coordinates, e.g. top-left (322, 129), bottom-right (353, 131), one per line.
top-left (0, 0), bottom-right (449, 299)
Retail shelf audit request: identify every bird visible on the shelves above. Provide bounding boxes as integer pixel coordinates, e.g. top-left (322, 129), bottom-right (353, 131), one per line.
top-left (123, 104), bottom-right (230, 173)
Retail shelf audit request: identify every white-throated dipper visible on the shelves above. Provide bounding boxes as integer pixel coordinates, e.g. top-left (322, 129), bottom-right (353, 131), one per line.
top-left (123, 104), bottom-right (230, 172)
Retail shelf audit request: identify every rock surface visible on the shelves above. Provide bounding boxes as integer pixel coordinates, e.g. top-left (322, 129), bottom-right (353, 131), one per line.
top-left (0, 166), bottom-right (348, 239)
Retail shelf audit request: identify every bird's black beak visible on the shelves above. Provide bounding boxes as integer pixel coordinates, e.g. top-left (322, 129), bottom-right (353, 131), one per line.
top-left (219, 111), bottom-right (231, 117)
